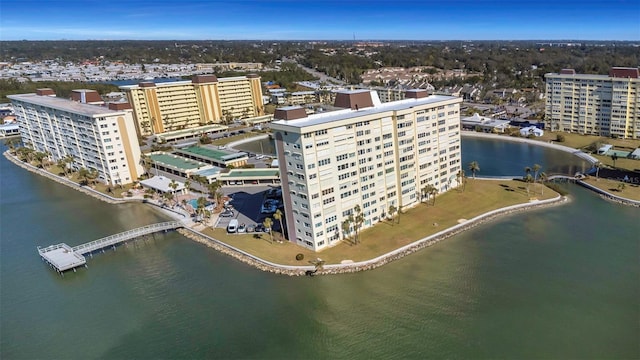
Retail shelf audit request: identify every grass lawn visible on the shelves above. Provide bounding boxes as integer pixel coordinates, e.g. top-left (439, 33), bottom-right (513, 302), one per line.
top-left (581, 177), bottom-right (640, 201)
top-left (201, 179), bottom-right (559, 266)
top-left (43, 164), bottom-right (137, 198)
top-left (535, 131), bottom-right (639, 151)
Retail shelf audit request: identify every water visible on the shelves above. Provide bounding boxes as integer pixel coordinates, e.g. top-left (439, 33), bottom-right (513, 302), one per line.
top-left (1, 140), bottom-right (638, 359)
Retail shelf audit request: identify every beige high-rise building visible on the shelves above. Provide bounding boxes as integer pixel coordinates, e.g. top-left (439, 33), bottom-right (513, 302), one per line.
top-left (271, 90), bottom-right (463, 251)
top-left (9, 89), bottom-right (143, 185)
top-left (545, 67), bottom-right (639, 139)
top-left (120, 74), bottom-right (264, 136)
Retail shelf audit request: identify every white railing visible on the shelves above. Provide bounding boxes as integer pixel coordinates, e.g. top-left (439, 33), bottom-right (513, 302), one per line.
top-left (72, 221), bottom-right (183, 255)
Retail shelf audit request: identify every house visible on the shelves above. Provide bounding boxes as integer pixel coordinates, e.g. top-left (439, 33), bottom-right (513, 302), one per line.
top-left (520, 126), bottom-right (544, 137)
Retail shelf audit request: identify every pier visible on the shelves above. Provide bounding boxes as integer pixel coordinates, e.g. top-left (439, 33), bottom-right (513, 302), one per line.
top-left (37, 221), bottom-right (183, 274)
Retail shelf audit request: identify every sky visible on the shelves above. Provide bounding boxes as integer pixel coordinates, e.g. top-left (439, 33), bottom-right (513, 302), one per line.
top-left (1, 0), bottom-right (639, 41)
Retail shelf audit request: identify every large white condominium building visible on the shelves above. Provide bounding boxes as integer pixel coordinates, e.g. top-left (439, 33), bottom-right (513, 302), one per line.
top-left (545, 67), bottom-right (639, 139)
top-left (271, 89), bottom-right (463, 251)
top-left (9, 89), bottom-right (144, 185)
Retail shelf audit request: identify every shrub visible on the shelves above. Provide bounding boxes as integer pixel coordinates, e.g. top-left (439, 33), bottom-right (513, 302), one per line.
top-left (556, 134), bottom-right (566, 142)
top-left (295, 253), bottom-right (304, 261)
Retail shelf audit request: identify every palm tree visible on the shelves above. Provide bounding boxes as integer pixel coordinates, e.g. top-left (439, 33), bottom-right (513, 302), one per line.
top-left (532, 164), bottom-right (541, 183)
top-left (617, 183), bottom-right (626, 192)
top-left (611, 153), bottom-right (618, 168)
top-left (456, 170), bottom-right (466, 192)
top-left (88, 168), bottom-right (99, 186)
top-left (184, 179), bottom-right (191, 193)
top-left (140, 154), bottom-right (153, 178)
top-left (341, 219), bottom-right (351, 240)
top-left (64, 154), bottom-right (76, 174)
top-left (353, 205), bottom-right (364, 244)
top-left (429, 186), bottom-right (438, 206)
top-left (273, 209), bottom-right (284, 242)
top-left (468, 161), bottom-right (480, 179)
top-left (594, 161), bottom-right (602, 179)
top-left (539, 172), bottom-right (548, 195)
top-left (4, 138), bottom-right (20, 154)
top-left (56, 158), bottom-right (68, 176)
top-left (196, 196), bottom-right (207, 222)
top-left (263, 217), bottom-right (274, 243)
top-left (78, 167), bottom-right (90, 185)
top-left (524, 173), bottom-right (534, 196)
top-left (163, 192), bottom-right (174, 207)
top-left (33, 151), bottom-right (48, 168)
top-left (388, 205), bottom-right (397, 225)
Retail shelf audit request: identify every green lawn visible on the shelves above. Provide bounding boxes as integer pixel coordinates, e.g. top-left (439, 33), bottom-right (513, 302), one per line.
top-left (581, 177), bottom-right (640, 201)
top-left (202, 179), bottom-right (559, 266)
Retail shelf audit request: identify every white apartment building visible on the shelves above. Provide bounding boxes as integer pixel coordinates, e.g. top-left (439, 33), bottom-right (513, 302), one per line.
top-left (271, 89), bottom-right (463, 251)
top-left (545, 67), bottom-right (639, 139)
top-left (9, 89), bottom-right (143, 185)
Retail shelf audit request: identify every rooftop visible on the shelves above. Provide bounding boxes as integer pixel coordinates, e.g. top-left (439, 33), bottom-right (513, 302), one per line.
top-left (272, 93), bottom-right (460, 129)
top-left (149, 153), bottom-right (211, 170)
top-left (8, 93), bottom-right (125, 117)
top-left (219, 168), bottom-right (280, 179)
top-left (176, 145), bottom-right (247, 162)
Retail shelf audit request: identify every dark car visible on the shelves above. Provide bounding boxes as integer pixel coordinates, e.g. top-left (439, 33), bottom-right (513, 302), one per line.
top-left (254, 224), bottom-right (265, 233)
top-left (219, 210), bottom-right (234, 217)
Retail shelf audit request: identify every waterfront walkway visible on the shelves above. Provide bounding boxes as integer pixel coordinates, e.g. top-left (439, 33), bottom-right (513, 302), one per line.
top-left (38, 221), bottom-right (183, 273)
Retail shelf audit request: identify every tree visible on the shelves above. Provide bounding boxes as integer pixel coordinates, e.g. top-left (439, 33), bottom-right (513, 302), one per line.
top-left (457, 170), bottom-right (466, 192)
top-left (263, 217), bottom-right (274, 243)
top-left (428, 185), bottom-right (438, 206)
top-left (532, 164), bottom-right (541, 183)
top-left (522, 171), bottom-right (533, 196)
top-left (273, 209), bottom-right (284, 242)
top-left (388, 205), bottom-right (397, 225)
top-left (611, 153), bottom-right (618, 168)
top-left (184, 179), bottom-right (191, 192)
top-left (468, 161), bottom-right (480, 179)
top-left (78, 167), bottom-right (90, 185)
top-left (88, 168), bottom-right (99, 186)
top-left (341, 219), bottom-right (351, 240)
top-left (353, 205), bottom-right (364, 244)
top-left (539, 172), bottom-right (548, 195)
top-left (4, 138), bottom-right (20, 154)
top-left (196, 196), bottom-right (207, 222)
top-left (163, 191), bottom-right (174, 207)
top-left (33, 151), bottom-right (48, 168)
top-left (617, 183), bottom-right (626, 192)
top-left (56, 158), bottom-right (68, 176)
top-left (140, 154), bottom-right (153, 178)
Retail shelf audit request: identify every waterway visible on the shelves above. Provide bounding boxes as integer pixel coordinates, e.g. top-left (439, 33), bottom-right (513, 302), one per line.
top-left (1, 139), bottom-right (638, 359)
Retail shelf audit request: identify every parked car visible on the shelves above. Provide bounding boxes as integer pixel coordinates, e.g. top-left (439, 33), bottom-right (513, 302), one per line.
top-left (237, 223), bottom-right (246, 233)
top-left (227, 219), bottom-right (238, 233)
top-left (220, 210), bottom-right (234, 217)
top-left (246, 224), bottom-right (255, 233)
top-left (254, 224), bottom-right (265, 233)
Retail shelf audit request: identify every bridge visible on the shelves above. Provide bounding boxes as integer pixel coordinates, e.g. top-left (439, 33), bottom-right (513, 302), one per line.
top-left (37, 221), bottom-right (183, 274)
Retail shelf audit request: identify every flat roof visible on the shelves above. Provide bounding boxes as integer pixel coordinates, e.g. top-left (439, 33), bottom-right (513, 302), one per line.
top-left (194, 167), bottom-right (223, 177)
top-left (8, 93), bottom-right (125, 117)
top-left (271, 94), bottom-right (459, 129)
top-left (545, 73), bottom-right (639, 81)
top-left (140, 175), bottom-right (185, 192)
top-left (219, 168), bottom-right (280, 179)
top-left (149, 153), bottom-right (210, 170)
top-left (177, 146), bottom-right (247, 162)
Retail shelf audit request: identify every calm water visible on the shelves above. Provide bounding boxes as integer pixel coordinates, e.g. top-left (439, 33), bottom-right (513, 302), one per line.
top-left (1, 140), bottom-right (638, 359)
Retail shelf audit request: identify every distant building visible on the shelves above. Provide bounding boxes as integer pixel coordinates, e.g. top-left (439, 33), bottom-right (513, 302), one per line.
top-left (545, 67), bottom-right (640, 139)
top-left (270, 89), bottom-right (462, 251)
top-left (461, 113), bottom-right (510, 133)
top-left (120, 74), bottom-right (264, 136)
top-left (9, 89), bottom-right (143, 185)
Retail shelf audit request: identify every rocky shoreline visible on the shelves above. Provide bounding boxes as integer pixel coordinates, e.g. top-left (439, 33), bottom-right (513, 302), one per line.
top-left (3, 147), bottom-right (628, 276)
top-left (176, 196), bottom-right (568, 276)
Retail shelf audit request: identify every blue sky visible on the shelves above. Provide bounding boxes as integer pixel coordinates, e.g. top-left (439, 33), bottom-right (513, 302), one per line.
top-left (1, 0), bottom-right (638, 40)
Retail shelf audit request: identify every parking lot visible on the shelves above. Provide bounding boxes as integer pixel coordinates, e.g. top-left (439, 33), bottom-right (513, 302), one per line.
top-left (215, 185), bottom-right (284, 235)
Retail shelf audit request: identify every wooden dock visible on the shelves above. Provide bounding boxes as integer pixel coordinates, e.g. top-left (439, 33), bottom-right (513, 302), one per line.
top-left (38, 221), bottom-right (183, 274)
